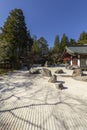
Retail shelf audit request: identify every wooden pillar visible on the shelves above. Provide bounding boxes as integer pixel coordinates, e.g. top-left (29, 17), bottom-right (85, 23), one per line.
top-left (70, 56), bottom-right (72, 66)
top-left (78, 55), bottom-right (80, 67)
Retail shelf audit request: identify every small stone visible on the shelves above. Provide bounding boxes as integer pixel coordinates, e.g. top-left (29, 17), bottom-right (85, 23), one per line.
top-left (56, 83), bottom-right (64, 90)
top-left (55, 69), bottom-right (64, 74)
top-left (44, 61), bottom-right (49, 67)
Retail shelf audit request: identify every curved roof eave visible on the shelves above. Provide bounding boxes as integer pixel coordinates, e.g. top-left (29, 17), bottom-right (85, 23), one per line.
top-left (66, 46), bottom-right (75, 55)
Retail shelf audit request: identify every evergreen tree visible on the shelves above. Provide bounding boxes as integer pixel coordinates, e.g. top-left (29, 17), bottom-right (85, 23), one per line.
top-left (39, 37), bottom-right (48, 55)
top-left (0, 40), bottom-right (10, 61)
top-left (52, 35), bottom-right (60, 64)
top-left (31, 37), bottom-right (48, 64)
top-left (1, 8), bottom-right (31, 68)
top-left (60, 33), bottom-right (69, 53)
top-left (78, 31), bottom-right (87, 44)
top-left (52, 35), bottom-right (60, 53)
top-left (69, 38), bottom-right (77, 45)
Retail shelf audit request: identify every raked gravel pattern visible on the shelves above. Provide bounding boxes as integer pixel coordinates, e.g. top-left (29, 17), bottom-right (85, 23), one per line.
top-left (0, 70), bottom-right (87, 130)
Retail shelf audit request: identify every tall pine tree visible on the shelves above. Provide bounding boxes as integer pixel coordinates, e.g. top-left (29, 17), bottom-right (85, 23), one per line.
top-left (52, 35), bottom-right (60, 64)
top-left (31, 37), bottom-right (48, 64)
top-left (78, 31), bottom-right (87, 44)
top-left (52, 35), bottom-right (60, 53)
top-left (1, 8), bottom-right (31, 68)
top-left (60, 33), bottom-right (69, 53)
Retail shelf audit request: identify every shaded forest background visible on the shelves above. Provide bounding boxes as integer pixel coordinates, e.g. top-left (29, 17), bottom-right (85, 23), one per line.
top-left (0, 8), bottom-right (87, 69)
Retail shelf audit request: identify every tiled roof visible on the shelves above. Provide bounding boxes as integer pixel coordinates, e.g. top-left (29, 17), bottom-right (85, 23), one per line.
top-left (66, 45), bottom-right (87, 55)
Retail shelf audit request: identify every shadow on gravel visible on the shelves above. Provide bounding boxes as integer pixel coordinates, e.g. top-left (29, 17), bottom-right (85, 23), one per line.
top-left (0, 95), bottom-right (87, 130)
top-left (0, 90), bottom-right (87, 130)
top-left (56, 81), bottom-right (65, 84)
top-left (0, 71), bottom-right (87, 130)
top-left (0, 94), bottom-right (21, 102)
top-left (0, 93), bottom-right (87, 113)
top-left (9, 110), bottom-right (47, 130)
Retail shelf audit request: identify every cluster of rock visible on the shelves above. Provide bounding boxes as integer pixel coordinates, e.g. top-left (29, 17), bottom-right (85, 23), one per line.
top-left (29, 67), bottom-right (66, 90)
top-left (48, 75), bottom-right (57, 83)
top-left (41, 68), bottom-right (57, 83)
top-left (42, 68), bottom-right (57, 83)
top-left (42, 68), bottom-right (65, 90)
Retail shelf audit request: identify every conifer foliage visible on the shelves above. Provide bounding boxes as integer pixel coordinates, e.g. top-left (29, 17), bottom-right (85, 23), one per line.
top-left (1, 8), bottom-right (30, 68)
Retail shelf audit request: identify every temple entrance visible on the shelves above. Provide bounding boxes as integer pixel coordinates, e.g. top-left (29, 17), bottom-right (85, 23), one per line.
top-left (72, 57), bottom-right (78, 66)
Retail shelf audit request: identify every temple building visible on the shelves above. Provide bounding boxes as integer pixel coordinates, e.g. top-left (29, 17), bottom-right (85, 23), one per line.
top-left (66, 45), bottom-right (87, 69)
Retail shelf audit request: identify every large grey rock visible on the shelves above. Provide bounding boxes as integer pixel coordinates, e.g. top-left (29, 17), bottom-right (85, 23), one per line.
top-left (48, 75), bottom-right (57, 83)
top-left (72, 68), bottom-right (87, 82)
top-left (29, 68), bottom-right (40, 74)
top-left (72, 68), bottom-right (83, 77)
top-left (55, 69), bottom-right (64, 74)
top-left (42, 68), bottom-right (52, 77)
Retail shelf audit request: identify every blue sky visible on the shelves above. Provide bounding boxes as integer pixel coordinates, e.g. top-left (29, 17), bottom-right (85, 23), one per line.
top-left (0, 0), bottom-right (87, 47)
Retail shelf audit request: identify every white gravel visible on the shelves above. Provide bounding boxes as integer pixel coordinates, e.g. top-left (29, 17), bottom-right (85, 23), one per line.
top-left (0, 67), bottom-right (87, 130)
